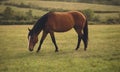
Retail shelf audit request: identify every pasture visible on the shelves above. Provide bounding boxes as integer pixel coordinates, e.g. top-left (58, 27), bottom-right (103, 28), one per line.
top-left (0, 1), bottom-right (120, 19)
top-left (3, 0), bottom-right (120, 11)
top-left (0, 25), bottom-right (120, 72)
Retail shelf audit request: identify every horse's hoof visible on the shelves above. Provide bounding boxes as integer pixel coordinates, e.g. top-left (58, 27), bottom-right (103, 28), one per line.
top-left (55, 50), bottom-right (59, 52)
top-left (84, 48), bottom-right (87, 51)
top-left (75, 48), bottom-right (79, 50)
top-left (36, 50), bottom-right (39, 53)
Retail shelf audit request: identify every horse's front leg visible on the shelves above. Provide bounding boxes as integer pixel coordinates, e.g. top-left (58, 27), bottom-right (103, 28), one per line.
top-left (50, 32), bottom-right (59, 52)
top-left (36, 31), bottom-right (48, 53)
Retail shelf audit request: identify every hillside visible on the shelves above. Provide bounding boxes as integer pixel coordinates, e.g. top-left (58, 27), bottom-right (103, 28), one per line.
top-left (1, 0), bottom-right (120, 6)
top-left (2, 1), bottom-right (120, 12)
top-left (42, 0), bottom-right (120, 6)
top-left (0, 1), bottom-right (120, 24)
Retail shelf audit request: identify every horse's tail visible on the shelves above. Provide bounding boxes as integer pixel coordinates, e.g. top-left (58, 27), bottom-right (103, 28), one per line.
top-left (83, 19), bottom-right (88, 50)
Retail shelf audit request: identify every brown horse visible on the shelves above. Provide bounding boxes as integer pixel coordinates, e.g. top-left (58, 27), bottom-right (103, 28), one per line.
top-left (28, 11), bottom-right (88, 52)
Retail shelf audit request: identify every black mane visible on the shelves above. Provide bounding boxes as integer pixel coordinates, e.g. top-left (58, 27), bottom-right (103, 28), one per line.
top-left (29, 12), bottom-right (50, 36)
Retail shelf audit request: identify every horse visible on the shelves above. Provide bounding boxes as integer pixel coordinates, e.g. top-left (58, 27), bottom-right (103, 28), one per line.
top-left (28, 11), bottom-right (88, 52)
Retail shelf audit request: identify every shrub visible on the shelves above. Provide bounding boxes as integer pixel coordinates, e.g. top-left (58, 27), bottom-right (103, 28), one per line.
top-left (26, 10), bottom-right (33, 20)
top-left (82, 9), bottom-right (94, 21)
top-left (92, 15), bottom-right (101, 22)
top-left (1, 7), bottom-right (35, 25)
top-left (3, 7), bottom-right (14, 20)
top-left (106, 17), bottom-right (120, 24)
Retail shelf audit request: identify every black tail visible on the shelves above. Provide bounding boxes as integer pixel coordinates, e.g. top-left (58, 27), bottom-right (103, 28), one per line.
top-left (83, 19), bottom-right (88, 51)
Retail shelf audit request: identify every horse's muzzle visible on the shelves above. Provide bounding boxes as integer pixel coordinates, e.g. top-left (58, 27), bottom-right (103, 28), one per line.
top-left (29, 48), bottom-right (33, 51)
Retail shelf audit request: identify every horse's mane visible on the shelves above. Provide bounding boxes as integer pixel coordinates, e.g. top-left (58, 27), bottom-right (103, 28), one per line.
top-left (30, 12), bottom-right (50, 35)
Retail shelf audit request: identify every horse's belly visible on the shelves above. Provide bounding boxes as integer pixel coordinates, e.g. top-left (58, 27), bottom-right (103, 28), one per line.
top-left (54, 23), bottom-right (73, 32)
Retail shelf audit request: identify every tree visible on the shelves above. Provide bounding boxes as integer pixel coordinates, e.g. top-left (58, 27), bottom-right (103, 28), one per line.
top-left (82, 9), bottom-right (94, 21)
top-left (3, 7), bottom-right (14, 19)
top-left (26, 10), bottom-right (33, 20)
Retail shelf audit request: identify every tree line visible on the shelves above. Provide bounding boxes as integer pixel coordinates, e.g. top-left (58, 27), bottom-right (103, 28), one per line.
top-left (0, 7), bottom-right (37, 25)
top-left (43, 0), bottom-right (120, 6)
top-left (0, 6), bottom-right (120, 25)
top-left (1, 0), bottom-right (120, 6)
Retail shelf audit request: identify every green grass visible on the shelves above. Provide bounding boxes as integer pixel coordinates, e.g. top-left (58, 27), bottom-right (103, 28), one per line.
top-left (95, 13), bottom-right (120, 20)
top-left (4, 0), bottom-right (120, 11)
top-left (0, 5), bottom-right (47, 17)
top-left (0, 0), bottom-right (120, 22)
top-left (0, 25), bottom-right (120, 72)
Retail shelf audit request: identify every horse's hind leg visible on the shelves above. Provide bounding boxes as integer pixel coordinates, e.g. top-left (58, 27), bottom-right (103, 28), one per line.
top-left (74, 27), bottom-right (82, 50)
top-left (82, 35), bottom-right (87, 51)
top-left (75, 35), bottom-right (82, 50)
top-left (50, 32), bottom-right (59, 52)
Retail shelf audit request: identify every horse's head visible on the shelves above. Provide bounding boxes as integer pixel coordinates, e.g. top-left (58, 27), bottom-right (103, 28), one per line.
top-left (28, 28), bottom-right (38, 51)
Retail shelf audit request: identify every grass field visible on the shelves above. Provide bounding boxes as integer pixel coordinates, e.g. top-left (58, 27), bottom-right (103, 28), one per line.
top-left (0, 1), bottom-right (120, 20)
top-left (0, 5), bottom-right (47, 17)
top-left (0, 25), bottom-right (120, 72)
top-left (28, 1), bottom-right (120, 11)
top-left (4, 0), bottom-right (120, 11)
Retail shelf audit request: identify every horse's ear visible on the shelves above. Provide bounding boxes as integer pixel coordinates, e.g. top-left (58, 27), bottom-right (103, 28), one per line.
top-left (28, 28), bottom-right (31, 31)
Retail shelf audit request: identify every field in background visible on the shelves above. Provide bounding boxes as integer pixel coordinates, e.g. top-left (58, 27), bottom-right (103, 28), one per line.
top-left (0, 0), bottom-right (120, 24)
top-left (2, 0), bottom-right (120, 11)
top-left (0, 25), bottom-right (120, 72)
top-left (0, 4), bottom-right (47, 17)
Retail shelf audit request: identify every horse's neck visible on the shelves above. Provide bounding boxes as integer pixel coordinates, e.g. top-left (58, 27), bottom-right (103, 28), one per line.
top-left (36, 30), bottom-right (42, 35)
top-left (31, 27), bottom-right (41, 37)
top-left (32, 24), bottom-right (42, 35)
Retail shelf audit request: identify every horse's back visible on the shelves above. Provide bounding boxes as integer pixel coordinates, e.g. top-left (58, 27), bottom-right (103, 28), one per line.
top-left (46, 12), bottom-right (74, 32)
top-left (69, 11), bottom-right (86, 28)
top-left (45, 11), bottom-right (86, 32)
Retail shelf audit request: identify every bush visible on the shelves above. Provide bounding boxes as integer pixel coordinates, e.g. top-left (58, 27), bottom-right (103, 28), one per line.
top-left (3, 7), bottom-right (14, 20)
top-left (0, 20), bottom-right (35, 25)
top-left (105, 13), bottom-right (120, 24)
top-left (26, 10), bottom-right (33, 20)
top-left (106, 17), bottom-right (120, 24)
top-left (1, 7), bottom-right (36, 25)
top-left (92, 15), bottom-right (101, 22)
top-left (82, 9), bottom-right (94, 21)
top-left (2, 6), bottom-right (34, 20)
